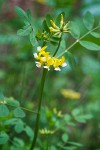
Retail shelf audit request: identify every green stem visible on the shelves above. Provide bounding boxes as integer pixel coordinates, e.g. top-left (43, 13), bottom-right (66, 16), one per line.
top-left (57, 25), bottom-right (100, 58)
top-left (30, 68), bottom-right (47, 150)
top-left (53, 34), bottom-right (62, 57)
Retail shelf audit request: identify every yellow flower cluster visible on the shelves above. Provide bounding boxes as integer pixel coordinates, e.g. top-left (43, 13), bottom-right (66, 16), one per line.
top-left (39, 128), bottom-right (55, 135)
top-left (33, 46), bottom-right (67, 71)
top-left (0, 100), bottom-right (7, 104)
top-left (61, 89), bottom-right (81, 100)
top-left (49, 14), bottom-right (70, 37)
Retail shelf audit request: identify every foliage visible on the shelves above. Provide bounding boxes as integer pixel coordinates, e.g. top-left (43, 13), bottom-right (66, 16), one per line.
top-left (0, 0), bottom-right (100, 150)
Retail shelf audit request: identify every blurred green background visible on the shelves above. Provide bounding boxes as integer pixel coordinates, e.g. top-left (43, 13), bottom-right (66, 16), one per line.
top-left (0, 0), bottom-right (100, 150)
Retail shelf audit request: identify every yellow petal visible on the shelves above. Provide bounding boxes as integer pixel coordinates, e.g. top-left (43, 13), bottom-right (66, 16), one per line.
top-left (50, 20), bottom-right (59, 29)
top-left (60, 14), bottom-right (64, 28)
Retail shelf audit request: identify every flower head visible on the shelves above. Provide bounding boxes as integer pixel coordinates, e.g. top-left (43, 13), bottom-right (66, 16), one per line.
top-left (49, 14), bottom-right (70, 37)
top-left (33, 46), bottom-right (67, 71)
top-left (61, 89), bottom-right (81, 100)
top-left (39, 128), bottom-right (55, 135)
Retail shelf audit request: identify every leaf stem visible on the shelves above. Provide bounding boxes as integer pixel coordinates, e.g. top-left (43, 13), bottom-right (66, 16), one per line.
top-left (57, 25), bottom-right (100, 58)
top-left (6, 103), bottom-right (37, 114)
top-left (53, 34), bottom-right (62, 57)
top-left (30, 68), bottom-right (47, 150)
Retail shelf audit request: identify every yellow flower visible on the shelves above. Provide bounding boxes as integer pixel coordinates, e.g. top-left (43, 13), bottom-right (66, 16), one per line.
top-left (33, 46), bottom-right (67, 71)
top-left (60, 14), bottom-right (64, 28)
top-left (61, 89), bottom-right (81, 100)
top-left (50, 20), bottom-right (59, 29)
top-left (53, 108), bottom-right (63, 117)
top-left (39, 128), bottom-right (55, 135)
top-left (53, 58), bottom-right (61, 71)
top-left (0, 100), bottom-right (7, 104)
top-left (49, 14), bottom-right (70, 37)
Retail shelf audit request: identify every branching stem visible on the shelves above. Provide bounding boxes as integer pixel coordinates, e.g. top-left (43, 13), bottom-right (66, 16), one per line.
top-left (57, 25), bottom-right (100, 58)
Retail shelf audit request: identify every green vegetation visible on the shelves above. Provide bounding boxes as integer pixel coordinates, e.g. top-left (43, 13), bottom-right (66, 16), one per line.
top-left (0, 0), bottom-right (100, 150)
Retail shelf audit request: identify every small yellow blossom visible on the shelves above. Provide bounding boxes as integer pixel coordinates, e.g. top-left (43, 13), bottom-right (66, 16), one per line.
top-left (53, 108), bottom-right (63, 117)
top-left (60, 14), bottom-right (64, 28)
top-left (0, 100), bottom-right (7, 104)
top-left (49, 14), bottom-right (70, 37)
top-left (50, 20), bottom-right (59, 29)
top-left (33, 46), bottom-right (67, 71)
top-left (39, 128), bottom-right (55, 135)
top-left (61, 89), bottom-right (81, 100)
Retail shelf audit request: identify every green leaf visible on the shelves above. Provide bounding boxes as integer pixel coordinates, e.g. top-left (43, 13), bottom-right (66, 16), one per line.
top-left (82, 114), bottom-right (93, 119)
top-left (43, 20), bottom-right (50, 32)
top-left (17, 26), bottom-right (31, 36)
top-left (24, 126), bottom-right (34, 140)
top-left (15, 6), bottom-right (28, 20)
top-left (4, 118), bottom-right (18, 125)
top-left (75, 116), bottom-right (86, 123)
top-left (70, 21), bottom-right (80, 39)
top-left (79, 41), bottom-right (100, 51)
top-left (62, 133), bottom-right (69, 143)
top-left (5, 98), bottom-right (20, 107)
top-left (26, 9), bottom-right (32, 21)
top-left (46, 14), bottom-right (53, 27)
top-left (0, 131), bottom-right (9, 144)
top-left (11, 137), bottom-right (24, 148)
top-left (90, 32), bottom-right (100, 38)
top-left (75, 114), bottom-right (93, 123)
top-left (14, 107), bottom-right (25, 118)
top-left (83, 12), bottom-right (94, 30)
top-left (66, 52), bottom-right (76, 70)
top-left (15, 120), bottom-right (24, 133)
top-left (30, 32), bottom-right (37, 46)
top-left (64, 114), bottom-right (71, 122)
top-left (72, 108), bottom-right (80, 116)
top-left (0, 104), bottom-right (9, 117)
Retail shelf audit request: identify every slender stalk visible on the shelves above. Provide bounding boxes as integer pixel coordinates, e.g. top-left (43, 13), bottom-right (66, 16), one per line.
top-left (30, 68), bottom-right (47, 150)
top-left (57, 25), bottom-right (100, 58)
top-left (53, 34), bottom-right (62, 57)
